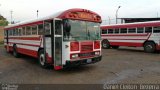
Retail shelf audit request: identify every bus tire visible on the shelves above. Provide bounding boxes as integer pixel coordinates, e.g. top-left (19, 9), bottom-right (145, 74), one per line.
top-left (38, 49), bottom-right (48, 68)
top-left (112, 46), bottom-right (119, 49)
top-left (13, 45), bottom-right (19, 58)
top-left (144, 42), bottom-right (156, 53)
top-left (102, 40), bottom-right (110, 49)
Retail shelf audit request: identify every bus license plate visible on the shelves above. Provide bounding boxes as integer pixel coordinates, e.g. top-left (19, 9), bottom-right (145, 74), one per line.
top-left (87, 59), bottom-right (92, 63)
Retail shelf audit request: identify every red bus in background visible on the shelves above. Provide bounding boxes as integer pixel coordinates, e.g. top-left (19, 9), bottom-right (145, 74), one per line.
top-left (4, 8), bottom-right (102, 70)
top-left (101, 21), bottom-right (160, 53)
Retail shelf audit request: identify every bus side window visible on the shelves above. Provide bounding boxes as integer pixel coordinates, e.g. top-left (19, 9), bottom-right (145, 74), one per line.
top-left (9, 30), bottom-right (13, 36)
top-left (55, 20), bottom-right (62, 35)
top-left (6, 30), bottom-right (11, 36)
top-left (22, 27), bottom-right (26, 35)
top-left (128, 28), bottom-right (136, 33)
top-left (101, 29), bottom-right (107, 34)
top-left (15, 28), bottom-right (18, 36)
top-left (26, 26), bottom-right (31, 35)
top-left (108, 29), bottom-right (113, 34)
top-left (44, 22), bottom-right (51, 35)
top-left (19, 28), bottom-right (22, 36)
top-left (38, 24), bottom-right (43, 35)
top-left (4, 30), bottom-right (6, 36)
top-left (115, 28), bottom-right (119, 34)
top-left (145, 27), bottom-right (152, 33)
top-left (153, 27), bottom-right (160, 33)
top-left (32, 25), bottom-right (38, 35)
top-left (120, 28), bottom-right (127, 33)
top-left (13, 29), bottom-right (15, 36)
top-left (137, 27), bottom-right (144, 33)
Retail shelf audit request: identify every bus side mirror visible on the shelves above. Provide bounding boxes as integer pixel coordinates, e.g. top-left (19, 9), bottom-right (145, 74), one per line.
top-left (63, 20), bottom-right (71, 38)
top-left (63, 22), bottom-right (71, 33)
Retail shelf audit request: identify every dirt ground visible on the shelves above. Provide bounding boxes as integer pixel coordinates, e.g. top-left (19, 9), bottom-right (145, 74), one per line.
top-left (0, 45), bottom-right (160, 84)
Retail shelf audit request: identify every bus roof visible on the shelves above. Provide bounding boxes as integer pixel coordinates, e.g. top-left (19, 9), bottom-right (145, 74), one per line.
top-left (5, 8), bottom-right (101, 30)
top-left (101, 20), bottom-right (160, 29)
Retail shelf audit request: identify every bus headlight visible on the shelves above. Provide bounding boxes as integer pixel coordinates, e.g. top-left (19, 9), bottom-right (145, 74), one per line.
top-left (71, 54), bottom-right (79, 59)
top-left (95, 51), bottom-right (100, 55)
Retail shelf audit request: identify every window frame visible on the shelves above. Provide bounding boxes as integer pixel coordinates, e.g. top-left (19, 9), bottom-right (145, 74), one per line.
top-left (153, 26), bottom-right (160, 33)
top-left (32, 25), bottom-right (38, 35)
top-left (137, 27), bottom-right (144, 33)
top-left (120, 28), bottom-right (127, 33)
top-left (128, 28), bottom-right (136, 33)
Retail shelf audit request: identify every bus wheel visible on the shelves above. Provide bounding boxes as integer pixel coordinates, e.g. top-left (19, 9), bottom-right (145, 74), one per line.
top-left (38, 50), bottom-right (48, 68)
top-left (144, 42), bottom-right (156, 53)
top-left (102, 40), bottom-right (110, 49)
top-left (112, 46), bottom-right (119, 49)
top-left (13, 45), bottom-right (19, 58)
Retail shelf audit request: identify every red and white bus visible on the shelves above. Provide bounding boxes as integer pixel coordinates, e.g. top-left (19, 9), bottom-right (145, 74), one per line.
top-left (4, 8), bottom-right (102, 70)
top-left (101, 21), bottom-right (160, 53)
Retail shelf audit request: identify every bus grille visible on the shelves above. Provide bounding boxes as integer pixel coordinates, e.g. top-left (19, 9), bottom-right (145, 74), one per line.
top-left (81, 45), bottom-right (93, 51)
top-left (79, 52), bottom-right (95, 57)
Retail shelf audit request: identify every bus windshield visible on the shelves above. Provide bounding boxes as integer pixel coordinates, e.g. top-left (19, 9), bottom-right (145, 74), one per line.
top-left (63, 19), bottom-right (101, 41)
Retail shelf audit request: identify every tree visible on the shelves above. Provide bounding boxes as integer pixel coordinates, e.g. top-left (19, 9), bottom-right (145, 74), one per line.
top-left (0, 15), bottom-right (9, 26)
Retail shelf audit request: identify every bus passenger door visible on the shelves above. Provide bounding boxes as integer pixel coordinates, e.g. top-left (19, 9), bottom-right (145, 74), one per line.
top-left (44, 20), bottom-right (53, 65)
top-left (53, 18), bottom-right (63, 70)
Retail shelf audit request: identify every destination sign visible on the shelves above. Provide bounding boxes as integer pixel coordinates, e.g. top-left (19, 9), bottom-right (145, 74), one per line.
top-left (77, 12), bottom-right (93, 19)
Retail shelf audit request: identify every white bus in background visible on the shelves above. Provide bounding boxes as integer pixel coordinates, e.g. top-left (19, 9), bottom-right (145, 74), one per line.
top-left (101, 21), bottom-right (160, 53)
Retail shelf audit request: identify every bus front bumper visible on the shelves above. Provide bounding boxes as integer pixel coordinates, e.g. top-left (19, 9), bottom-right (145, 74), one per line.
top-left (64, 56), bottom-right (102, 67)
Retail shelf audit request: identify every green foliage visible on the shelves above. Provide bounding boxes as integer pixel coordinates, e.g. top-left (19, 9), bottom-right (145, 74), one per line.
top-left (0, 15), bottom-right (9, 26)
top-left (0, 41), bottom-right (3, 45)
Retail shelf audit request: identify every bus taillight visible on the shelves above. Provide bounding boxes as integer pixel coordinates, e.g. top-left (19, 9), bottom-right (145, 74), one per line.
top-left (94, 41), bottom-right (100, 49)
top-left (70, 42), bottom-right (79, 51)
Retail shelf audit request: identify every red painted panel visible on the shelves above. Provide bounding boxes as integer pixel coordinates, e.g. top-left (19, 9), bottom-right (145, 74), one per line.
top-left (54, 66), bottom-right (62, 70)
top-left (101, 33), bottom-right (149, 36)
top-left (70, 42), bottom-right (79, 51)
top-left (6, 36), bottom-right (41, 40)
top-left (156, 45), bottom-right (160, 50)
top-left (8, 42), bottom-right (40, 47)
top-left (94, 41), bottom-right (100, 49)
top-left (17, 48), bottom-right (38, 58)
top-left (107, 38), bottom-right (147, 40)
top-left (81, 41), bottom-right (93, 52)
top-left (110, 42), bottom-right (143, 47)
top-left (57, 8), bottom-right (102, 23)
top-left (46, 53), bottom-right (53, 64)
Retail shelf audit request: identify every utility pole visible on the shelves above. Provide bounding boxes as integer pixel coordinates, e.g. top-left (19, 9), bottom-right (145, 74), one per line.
top-left (37, 10), bottom-right (39, 19)
top-left (10, 10), bottom-right (13, 24)
top-left (157, 12), bottom-right (159, 18)
top-left (116, 6), bottom-right (121, 24)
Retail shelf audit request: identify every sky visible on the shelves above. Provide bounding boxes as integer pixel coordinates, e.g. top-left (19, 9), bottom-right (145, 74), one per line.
top-left (0, 0), bottom-right (160, 24)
